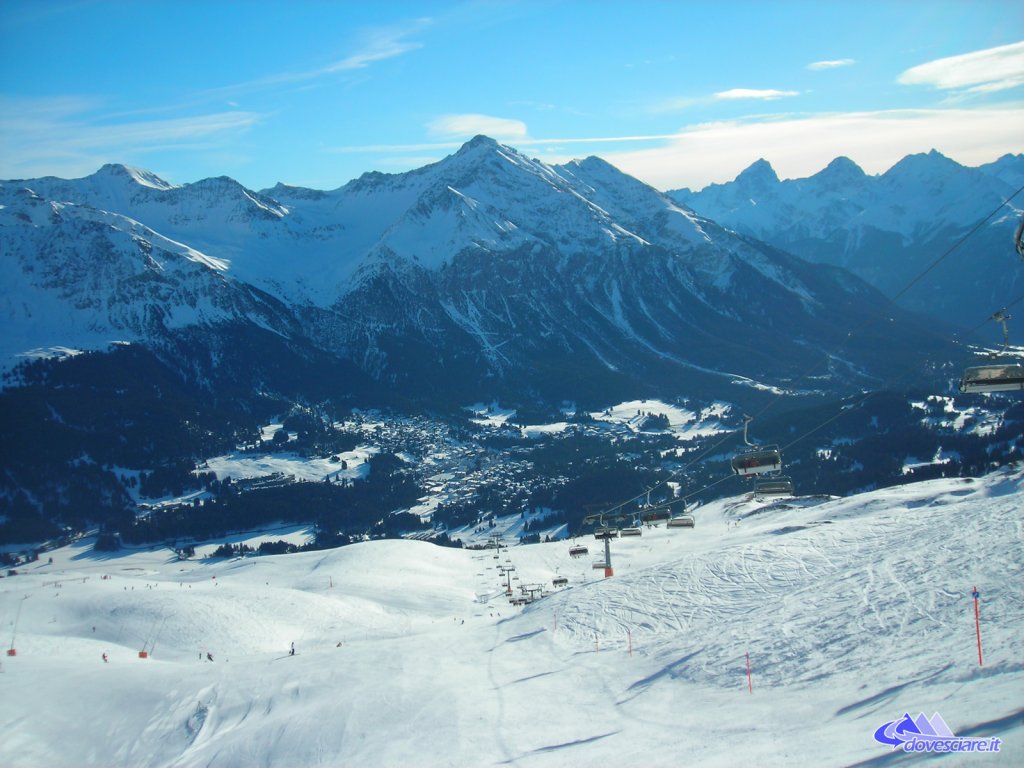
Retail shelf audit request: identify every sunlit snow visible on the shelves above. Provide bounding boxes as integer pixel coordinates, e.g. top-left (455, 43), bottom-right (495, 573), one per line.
top-left (3, 468), bottom-right (1020, 767)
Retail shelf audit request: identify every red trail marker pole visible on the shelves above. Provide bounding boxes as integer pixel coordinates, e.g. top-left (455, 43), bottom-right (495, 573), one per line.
top-left (972, 587), bottom-right (983, 667)
top-left (745, 651), bottom-right (753, 694)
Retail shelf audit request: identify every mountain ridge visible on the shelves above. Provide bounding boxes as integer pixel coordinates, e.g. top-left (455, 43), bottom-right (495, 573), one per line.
top-left (2, 138), bottom-right (960, 403)
top-left (668, 149), bottom-right (1024, 328)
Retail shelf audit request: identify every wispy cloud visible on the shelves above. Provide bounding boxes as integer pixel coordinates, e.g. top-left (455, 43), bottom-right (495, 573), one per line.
top-left (0, 95), bottom-right (264, 179)
top-left (898, 41), bottom-right (1024, 93)
top-left (199, 19), bottom-right (431, 100)
top-left (426, 114), bottom-right (529, 141)
top-left (808, 58), bottom-right (856, 70)
top-left (713, 88), bottom-right (800, 101)
top-left (324, 20), bottom-right (429, 72)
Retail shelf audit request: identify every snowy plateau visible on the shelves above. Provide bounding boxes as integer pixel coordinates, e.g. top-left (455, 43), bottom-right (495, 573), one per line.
top-left (1, 468), bottom-right (1022, 768)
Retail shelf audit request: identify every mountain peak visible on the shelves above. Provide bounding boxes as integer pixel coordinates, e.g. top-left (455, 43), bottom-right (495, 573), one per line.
top-left (883, 149), bottom-right (963, 181)
top-left (735, 158), bottom-right (779, 187)
top-left (94, 163), bottom-right (175, 190)
top-left (823, 155), bottom-right (864, 175)
top-left (454, 134), bottom-right (502, 157)
top-left (812, 156), bottom-right (867, 185)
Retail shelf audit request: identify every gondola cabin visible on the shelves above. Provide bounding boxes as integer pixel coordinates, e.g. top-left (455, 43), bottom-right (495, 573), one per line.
top-left (959, 364), bottom-right (1024, 393)
top-left (731, 446), bottom-right (782, 476)
top-left (667, 515), bottom-right (695, 528)
top-left (754, 476), bottom-right (794, 497)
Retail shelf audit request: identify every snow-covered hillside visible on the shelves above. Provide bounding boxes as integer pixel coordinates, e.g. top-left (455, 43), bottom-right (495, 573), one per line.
top-left (3, 468), bottom-right (1021, 767)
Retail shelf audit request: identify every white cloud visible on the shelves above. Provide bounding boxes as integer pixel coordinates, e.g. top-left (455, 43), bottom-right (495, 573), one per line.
top-left (898, 41), bottom-right (1024, 93)
top-left (713, 89), bottom-right (800, 101)
top-left (426, 114), bottom-right (529, 141)
top-left (327, 107), bottom-right (1024, 193)
top-left (808, 59), bottom-right (856, 71)
top-left (593, 107), bottom-right (1024, 191)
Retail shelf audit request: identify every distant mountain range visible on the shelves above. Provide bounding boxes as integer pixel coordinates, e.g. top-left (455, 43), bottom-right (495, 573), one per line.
top-left (668, 150), bottom-right (1024, 330)
top-left (4, 137), bottom-right (1022, 549)
top-left (1, 136), bottom-right (956, 405)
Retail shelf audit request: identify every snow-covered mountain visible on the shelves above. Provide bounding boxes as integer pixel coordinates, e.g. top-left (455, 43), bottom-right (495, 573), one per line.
top-left (669, 151), bottom-right (1024, 330)
top-left (2, 467), bottom-right (1021, 767)
top-left (1, 138), bottom-right (954, 402)
top-left (0, 185), bottom-right (298, 365)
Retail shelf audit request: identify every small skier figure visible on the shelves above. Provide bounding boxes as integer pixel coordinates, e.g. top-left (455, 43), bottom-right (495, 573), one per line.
top-left (206, 652), bottom-right (214, 662)
top-left (289, 642), bottom-right (295, 656)
top-left (102, 653), bottom-right (108, 663)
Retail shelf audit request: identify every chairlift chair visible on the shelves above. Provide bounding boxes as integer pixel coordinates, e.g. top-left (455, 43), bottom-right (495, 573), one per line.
top-left (959, 311), bottom-right (1024, 393)
top-left (960, 364), bottom-right (1024, 393)
top-left (640, 505), bottom-right (672, 523)
top-left (667, 515), bottom-right (695, 528)
top-left (732, 448), bottom-right (783, 475)
top-left (753, 475), bottom-right (795, 497)
top-left (731, 416), bottom-right (783, 476)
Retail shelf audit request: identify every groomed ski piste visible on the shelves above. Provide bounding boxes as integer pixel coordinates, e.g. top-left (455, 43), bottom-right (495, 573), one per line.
top-left (2, 467), bottom-right (1022, 767)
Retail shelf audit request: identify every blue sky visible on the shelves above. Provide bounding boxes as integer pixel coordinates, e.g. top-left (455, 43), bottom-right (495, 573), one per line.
top-left (1, 0), bottom-right (1022, 191)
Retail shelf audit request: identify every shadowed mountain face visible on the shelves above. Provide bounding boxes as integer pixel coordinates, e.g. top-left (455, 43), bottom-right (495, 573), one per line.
top-left (2, 137), bottom-right (955, 405)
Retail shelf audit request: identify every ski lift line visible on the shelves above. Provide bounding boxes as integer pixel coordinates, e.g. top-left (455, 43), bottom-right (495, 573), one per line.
top-left (592, 425), bottom-right (743, 519)
top-left (598, 288), bottom-right (1024, 519)
top-left (585, 289), bottom-right (1016, 519)
top-left (680, 472), bottom-right (735, 503)
top-left (889, 183), bottom-right (1024, 307)
top-left (778, 294), bottom-right (1024, 454)
top-left (760, 181), bottom-right (1024, 408)
top-left (732, 186), bottom-right (1024, 461)
top-left (577, 187), bottom-right (1024, 521)
top-left (956, 293), bottom-right (1024, 343)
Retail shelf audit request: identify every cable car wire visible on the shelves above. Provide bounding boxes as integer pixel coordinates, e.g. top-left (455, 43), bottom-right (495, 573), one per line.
top-left (585, 183), bottom-right (1024, 521)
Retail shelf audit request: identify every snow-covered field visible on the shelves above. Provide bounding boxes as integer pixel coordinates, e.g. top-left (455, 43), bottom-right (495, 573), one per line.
top-left (2, 468), bottom-right (1022, 767)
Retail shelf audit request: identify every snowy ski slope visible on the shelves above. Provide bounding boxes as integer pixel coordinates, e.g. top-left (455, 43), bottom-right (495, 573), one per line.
top-left (1, 468), bottom-right (1022, 767)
